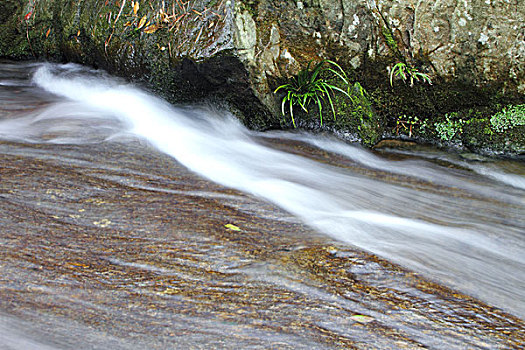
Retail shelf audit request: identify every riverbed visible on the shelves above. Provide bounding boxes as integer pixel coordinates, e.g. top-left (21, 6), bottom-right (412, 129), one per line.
top-left (1, 61), bottom-right (524, 349)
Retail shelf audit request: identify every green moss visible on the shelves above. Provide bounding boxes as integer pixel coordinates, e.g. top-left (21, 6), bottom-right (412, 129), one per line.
top-left (381, 26), bottom-right (397, 52)
top-left (460, 106), bottom-right (525, 154)
top-left (357, 57), bottom-right (525, 154)
top-left (332, 81), bottom-right (383, 145)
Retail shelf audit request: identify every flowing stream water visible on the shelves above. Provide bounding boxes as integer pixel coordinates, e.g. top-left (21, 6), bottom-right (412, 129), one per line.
top-left (0, 61), bottom-right (524, 349)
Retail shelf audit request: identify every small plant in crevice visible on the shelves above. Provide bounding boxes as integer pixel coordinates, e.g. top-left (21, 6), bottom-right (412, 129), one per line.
top-left (274, 60), bottom-right (351, 127)
top-left (490, 104), bottom-right (525, 133)
top-left (389, 62), bottom-right (432, 87)
top-left (395, 115), bottom-right (422, 137)
top-left (369, 5), bottom-right (433, 92)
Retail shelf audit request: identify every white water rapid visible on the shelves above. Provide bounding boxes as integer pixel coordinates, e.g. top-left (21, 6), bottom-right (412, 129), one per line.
top-left (6, 63), bottom-right (524, 318)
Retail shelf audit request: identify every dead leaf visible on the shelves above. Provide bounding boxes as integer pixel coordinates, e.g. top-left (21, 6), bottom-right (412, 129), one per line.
top-left (137, 15), bottom-right (147, 29)
top-left (133, 1), bottom-right (140, 15)
top-left (45, 28), bottom-right (51, 38)
top-left (144, 24), bottom-right (159, 34)
top-left (24, 12), bottom-right (32, 21)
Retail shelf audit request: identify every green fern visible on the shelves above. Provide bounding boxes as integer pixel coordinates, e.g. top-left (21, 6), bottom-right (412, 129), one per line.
top-left (390, 62), bottom-right (432, 87)
top-left (274, 60), bottom-right (351, 127)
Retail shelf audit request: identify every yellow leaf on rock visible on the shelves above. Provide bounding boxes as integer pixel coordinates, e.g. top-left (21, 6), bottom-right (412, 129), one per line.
top-left (224, 224), bottom-right (241, 231)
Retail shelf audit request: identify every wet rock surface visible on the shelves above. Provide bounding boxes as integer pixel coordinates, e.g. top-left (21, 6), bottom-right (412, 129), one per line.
top-left (2, 140), bottom-right (525, 349)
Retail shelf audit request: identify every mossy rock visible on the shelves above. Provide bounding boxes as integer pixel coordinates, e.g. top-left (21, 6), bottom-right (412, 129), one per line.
top-left (462, 119), bottom-right (525, 155)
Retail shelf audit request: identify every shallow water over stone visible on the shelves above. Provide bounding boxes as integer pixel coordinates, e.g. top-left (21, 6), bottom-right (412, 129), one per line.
top-left (0, 61), bottom-right (524, 349)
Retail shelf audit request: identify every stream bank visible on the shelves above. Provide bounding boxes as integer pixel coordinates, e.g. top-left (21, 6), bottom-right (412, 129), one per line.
top-left (0, 0), bottom-right (524, 154)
